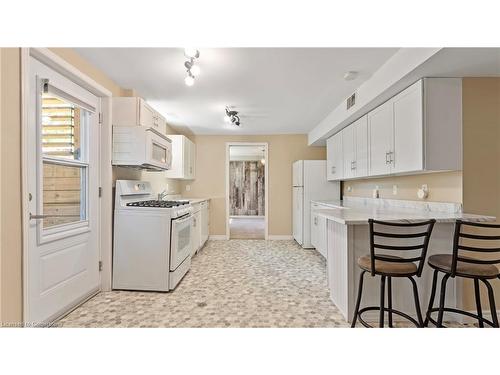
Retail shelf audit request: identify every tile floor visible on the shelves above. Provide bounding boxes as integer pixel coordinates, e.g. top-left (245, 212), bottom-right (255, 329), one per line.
top-left (229, 217), bottom-right (265, 239)
top-left (58, 240), bottom-right (347, 327)
top-left (57, 240), bottom-right (474, 328)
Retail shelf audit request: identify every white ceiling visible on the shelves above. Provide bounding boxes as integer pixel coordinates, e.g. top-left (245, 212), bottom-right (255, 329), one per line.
top-left (75, 48), bottom-right (398, 135)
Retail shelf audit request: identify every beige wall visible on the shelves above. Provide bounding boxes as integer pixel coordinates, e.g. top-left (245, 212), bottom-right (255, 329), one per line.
top-left (179, 135), bottom-right (327, 236)
top-left (0, 48), bottom-right (23, 323)
top-left (462, 77), bottom-right (500, 309)
top-left (343, 171), bottom-right (463, 202)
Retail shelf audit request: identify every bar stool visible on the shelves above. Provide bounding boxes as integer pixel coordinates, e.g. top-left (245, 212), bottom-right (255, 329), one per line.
top-left (351, 219), bottom-right (436, 328)
top-left (425, 220), bottom-right (500, 328)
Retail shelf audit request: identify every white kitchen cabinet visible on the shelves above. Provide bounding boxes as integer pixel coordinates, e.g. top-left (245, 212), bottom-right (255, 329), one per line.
top-left (200, 200), bottom-right (209, 246)
top-left (165, 135), bottom-right (196, 180)
top-left (191, 209), bottom-right (202, 256)
top-left (393, 80), bottom-right (424, 174)
top-left (368, 99), bottom-right (394, 176)
top-left (191, 200), bottom-right (209, 256)
top-left (342, 125), bottom-right (356, 180)
top-left (341, 115), bottom-right (368, 179)
top-left (112, 97), bottom-right (167, 135)
top-left (310, 202), bottom-right (327, 258)
top-left (326, 132), bottom-right (343, 181)
top-left (327, 78), bottom-right (462, 181)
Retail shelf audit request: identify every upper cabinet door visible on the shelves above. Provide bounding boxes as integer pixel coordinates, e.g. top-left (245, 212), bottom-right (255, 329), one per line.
top-left (189, 139), bottom-right (196, 179)
top-left (393, 80), bottom-right (423, 174)
top-left (138, 99), bottom-right (155, 128)
top-left (368, 99), bottom-right (393, 176)
top-left (326, 132), bottom-right (343, 180)
top-left (354, 115), bottom-right (368, 177)
top-left (342, 125), bottom-right (355, 179)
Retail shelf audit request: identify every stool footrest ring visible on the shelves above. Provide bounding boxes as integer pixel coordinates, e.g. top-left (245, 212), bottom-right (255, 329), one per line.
top-left (356, 306), bottom-right (421, 328)
top-left (425, 307), bottom-right (496, 328)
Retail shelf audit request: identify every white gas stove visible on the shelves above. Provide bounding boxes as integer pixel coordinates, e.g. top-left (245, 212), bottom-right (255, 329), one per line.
top-left (112, 180), bottom-right (193, 291)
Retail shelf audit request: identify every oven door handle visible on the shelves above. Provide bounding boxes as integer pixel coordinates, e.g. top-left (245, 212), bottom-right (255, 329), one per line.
top-left (173, 214), bottom-right (192, 224)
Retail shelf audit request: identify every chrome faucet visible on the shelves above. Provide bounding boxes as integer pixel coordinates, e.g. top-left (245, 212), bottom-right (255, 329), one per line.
top-left (157, 189), bottom-right (168, 201)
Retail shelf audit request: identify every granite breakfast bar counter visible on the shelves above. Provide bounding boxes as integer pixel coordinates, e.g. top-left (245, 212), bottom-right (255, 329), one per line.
top-left (314, 197), bottom-right (495, 323)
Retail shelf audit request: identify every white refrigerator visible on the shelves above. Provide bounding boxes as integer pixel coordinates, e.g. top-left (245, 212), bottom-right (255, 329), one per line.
top-left (292, 160), bottom-right (340, 248)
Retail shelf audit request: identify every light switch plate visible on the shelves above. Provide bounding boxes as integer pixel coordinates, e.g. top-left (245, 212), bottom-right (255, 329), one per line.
top-left (392, 185), bottom-right (398, 195)
top-left (186, 185), bottom-right (191, 192)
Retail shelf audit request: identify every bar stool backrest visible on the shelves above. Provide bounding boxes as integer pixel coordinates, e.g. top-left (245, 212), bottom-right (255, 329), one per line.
top-left (451, 220), bottom-right (500, 277)
top-left (368, 219), bottom-right (436, 276)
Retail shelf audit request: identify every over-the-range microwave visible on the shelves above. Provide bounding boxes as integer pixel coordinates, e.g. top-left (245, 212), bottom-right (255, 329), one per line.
top-left (112, 126), bottom-right (172, 171)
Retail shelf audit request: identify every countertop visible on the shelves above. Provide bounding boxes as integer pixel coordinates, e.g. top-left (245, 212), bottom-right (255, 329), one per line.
top-left (311, 200), bottom-right (495, 225)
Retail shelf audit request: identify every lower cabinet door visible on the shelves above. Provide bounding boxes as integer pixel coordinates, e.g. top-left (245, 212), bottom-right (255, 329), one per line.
top-left (311, 211), bottom-right (319, 249)
top-left (192, 211), bottom-right (202, 255)
top-left (200, 202), bottom-right (209, 245)
top-left (317, 215), bottom-right (327, 258)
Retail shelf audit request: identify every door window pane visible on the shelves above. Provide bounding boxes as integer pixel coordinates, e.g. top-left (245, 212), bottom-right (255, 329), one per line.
top-left (43, 162), bottom-right (87, 228)
top-left (42, 93), bottom-right (86, 161)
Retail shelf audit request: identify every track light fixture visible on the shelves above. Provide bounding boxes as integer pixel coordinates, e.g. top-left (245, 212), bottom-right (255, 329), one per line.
top-left (225, 107), bottom-right (241, 126)
top-left (183, 48), bottom-right (200, 86)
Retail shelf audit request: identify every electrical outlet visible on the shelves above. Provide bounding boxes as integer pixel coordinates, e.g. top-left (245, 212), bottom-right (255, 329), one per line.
top-left (186, 185), bottom-right (191, 192)
top-left (392, 185), bottom-right (398, 195)
top-left (346, 185), bottom-right (352, 192)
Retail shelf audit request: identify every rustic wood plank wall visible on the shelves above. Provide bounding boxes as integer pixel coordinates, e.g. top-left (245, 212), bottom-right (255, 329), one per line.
top-left (229, 161), bottom-right (265, 216)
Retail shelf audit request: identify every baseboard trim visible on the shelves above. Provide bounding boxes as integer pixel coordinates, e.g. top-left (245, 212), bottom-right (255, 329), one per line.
top-left (208, 235), bottom-right (229, 240)
top-left (267, 235), bottom-right (294, 240)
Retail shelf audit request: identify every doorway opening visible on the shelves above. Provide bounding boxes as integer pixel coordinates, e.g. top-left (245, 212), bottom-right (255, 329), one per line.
top-left (226, 143), bottom-right (268, 239)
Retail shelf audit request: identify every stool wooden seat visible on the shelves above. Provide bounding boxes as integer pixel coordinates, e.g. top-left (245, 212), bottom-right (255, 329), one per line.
top-left (425, 220), bottom-right (500, 328)
top-left (351, 219), bottom-right (436, 328)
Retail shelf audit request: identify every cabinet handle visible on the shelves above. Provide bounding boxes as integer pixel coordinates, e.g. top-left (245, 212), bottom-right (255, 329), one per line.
top-left (389, 151), bottom-right (394, 164)
top-left (193, 218), bottom-right (197, 227)
top-left (331, 166), bottom-right (336, 174)
top-left (314, 217), bottom-right (318, 225)
top-left (350, 161), bottom-right (356, 170)
top-left (385, 152), bottom-right (390, 164)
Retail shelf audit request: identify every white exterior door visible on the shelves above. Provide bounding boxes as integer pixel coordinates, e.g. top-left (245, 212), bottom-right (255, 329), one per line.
top-left (25, 57), bottom-right (100, 324)
top-left (368, 99), bottom-right (394, 176)
top-left (292, 187), bottom-right (303, 245)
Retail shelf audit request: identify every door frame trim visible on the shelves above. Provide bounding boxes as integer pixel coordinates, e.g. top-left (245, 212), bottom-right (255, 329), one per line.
top-left (225, 142), bottom-right (269, 240)
top-left (21, 48), bottom-right (113, 323)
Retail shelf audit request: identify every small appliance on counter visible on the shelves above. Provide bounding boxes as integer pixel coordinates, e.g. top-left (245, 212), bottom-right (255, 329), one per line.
top-left (112, 180), bottom-right (192, 291)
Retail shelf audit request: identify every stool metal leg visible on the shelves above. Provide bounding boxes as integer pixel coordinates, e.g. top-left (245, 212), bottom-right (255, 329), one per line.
top-left (387, 277), bottom-right (393, 328)
top-left (409, 276), bottom-right (424, 327)
top-left (379, 275), bottom-right (386, 328)
top-left (424, 269), bottom-right (439, 327)
top-left (351, 271), bottom-right (366, 328)
top-left (474, 278), bottom-right (484, 327)
top-left (437, 274), bottom-right (450, 327)
top-left (482, 279), bottom-right (499, 328)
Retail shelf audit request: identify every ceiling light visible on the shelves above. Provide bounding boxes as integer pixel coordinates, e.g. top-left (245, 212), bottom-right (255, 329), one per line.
top-left (225, 106), bottom-right (241, 126)
top-left (190, 64), bottom-right (200, 76)
top-left (184, 48), bottom-right (200, 59)
top-left (343, 71), bottom-right (358, 81)
top-left (184, 75), bottom-right (195, 86)
top-left (183, 49), bottom-right (201, 85)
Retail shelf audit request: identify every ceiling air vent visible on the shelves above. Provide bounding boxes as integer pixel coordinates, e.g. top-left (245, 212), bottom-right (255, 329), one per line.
top-left (346, 93), bottom-right (356, 110)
